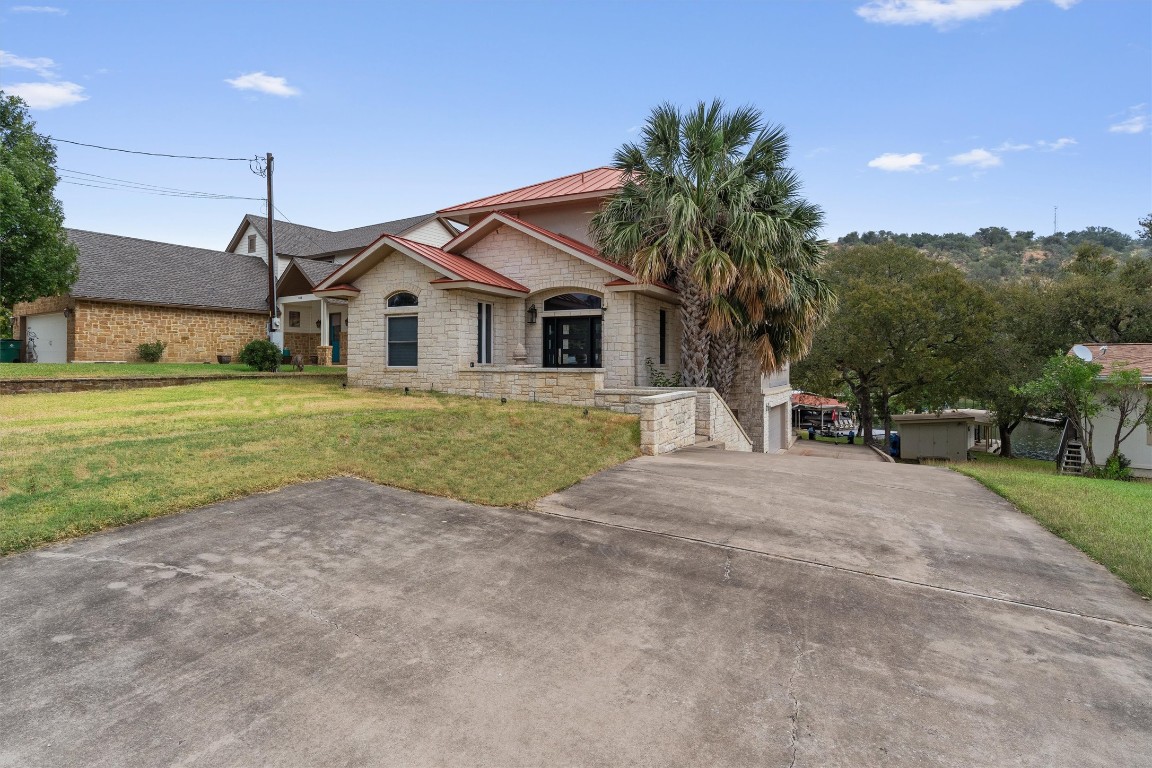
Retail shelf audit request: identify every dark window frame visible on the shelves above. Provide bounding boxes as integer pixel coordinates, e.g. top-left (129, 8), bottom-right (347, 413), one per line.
top-left (477, 302), bottom-right (493, 364)
top-left (288, 310), bottom-right (301, 328)
top-left (247, 234), bottom-right (257, 253)
top-left (387, 315), bottom-right (418, 367)
top-left (387, 291), bottom-right (419, 308)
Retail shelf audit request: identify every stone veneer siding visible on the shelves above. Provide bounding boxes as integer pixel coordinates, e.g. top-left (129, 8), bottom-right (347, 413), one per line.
top-left (14, 297), bottom-right (266, 363)
top-left (596, 387), bottom-right (752, 452)
top-left (638, 391), bottom-right (698, 455)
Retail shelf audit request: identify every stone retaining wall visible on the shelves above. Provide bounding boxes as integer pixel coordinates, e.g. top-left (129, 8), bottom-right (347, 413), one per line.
top-left (0, 373), bottom-right (340, 396)
top-left (638, 391), bottom-right (698, 455)
top-left (596, 387), bottom-right (753, 452)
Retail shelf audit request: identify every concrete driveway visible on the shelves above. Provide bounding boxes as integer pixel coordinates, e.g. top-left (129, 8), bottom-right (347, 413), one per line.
top-left (2, 453), bottom-right (1150, 767)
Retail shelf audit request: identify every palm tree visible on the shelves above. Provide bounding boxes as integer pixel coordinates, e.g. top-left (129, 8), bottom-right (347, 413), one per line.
top-left (591, 100), bottom-right (832, 393)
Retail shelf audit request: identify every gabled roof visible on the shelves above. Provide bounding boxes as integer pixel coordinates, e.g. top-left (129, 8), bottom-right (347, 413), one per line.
top-left (316, 234), bottom-right (528, 295)
top-left (445, 212), bottom-right (637, 282)
top-left (438, 167), bottom-right (625, 219)
top-left (63, 229), bottom-right (267, 313)
top-left (226, 213), bottom-right (448, 259)
top-left (291, 258), bottom-right (342, 287)
top-left (1071, 343), bottom-right (1152, 378)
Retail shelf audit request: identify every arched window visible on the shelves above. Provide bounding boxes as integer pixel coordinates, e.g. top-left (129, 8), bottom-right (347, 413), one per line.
top-left (544, 292), bottom-right (601, 311)
top-left (387, 292), bottom-right (418, 308)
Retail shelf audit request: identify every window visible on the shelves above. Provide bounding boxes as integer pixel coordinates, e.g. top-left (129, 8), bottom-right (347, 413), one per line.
top-left (247, 234), bottom-right (257, 253)
top-left (659, 309), bottom-right (667, 365)
top-left (544, 316), bottom-right (602, 368)
top-left (288, 310), bottom-right (301, 328)
top-left (544, 293), bottom-right (602, 311)
top-left (387, 292), bottom-right (419, 308)
top-left (477, 302), bottom-right (493, 364)
top-left (387, 316), bottom-right (418, 366)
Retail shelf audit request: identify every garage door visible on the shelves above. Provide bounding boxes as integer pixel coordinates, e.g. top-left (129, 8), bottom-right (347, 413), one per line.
top-left (27, 313), bottom-right (68, 363)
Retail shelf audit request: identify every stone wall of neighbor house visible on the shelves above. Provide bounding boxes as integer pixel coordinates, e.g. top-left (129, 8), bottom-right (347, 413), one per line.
top-left (71, 301), bottom-right (265, 363)
top-left (639, 391), bottom-right (698, 455)
top-left (12, 295), bottom-right (77, 361)
top-left (726, 354), bottom-right (793, 453)
top-left (283, 332), bottom-right (320, 360)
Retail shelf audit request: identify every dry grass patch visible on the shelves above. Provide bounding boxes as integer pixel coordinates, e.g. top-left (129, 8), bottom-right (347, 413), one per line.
top-left (0, 379), bottom-right (639, 555)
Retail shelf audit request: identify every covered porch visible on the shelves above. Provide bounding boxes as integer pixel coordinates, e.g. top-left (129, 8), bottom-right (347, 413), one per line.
top-left (277, 259), bottom-right (350, 366)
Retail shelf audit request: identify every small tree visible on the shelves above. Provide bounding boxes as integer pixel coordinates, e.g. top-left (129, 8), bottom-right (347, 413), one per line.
top-left (1099, 367), bottom-right (1152, 463)
top-left (1018, 355), bottom-right (1102, 469)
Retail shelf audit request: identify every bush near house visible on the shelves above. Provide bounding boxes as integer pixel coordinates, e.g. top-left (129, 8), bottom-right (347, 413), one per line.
top-left (238, 339), bottom-right (280, 372)
top-left (136, 341), bottom-right (166, 363)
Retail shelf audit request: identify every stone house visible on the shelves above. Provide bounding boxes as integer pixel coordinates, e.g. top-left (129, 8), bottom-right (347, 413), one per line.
top-left (12, 229), bottom-right (267, 363)
top-left (227, 212), bottom-right (459, 365)
top-left (315, 168), bottom-right (795, 454)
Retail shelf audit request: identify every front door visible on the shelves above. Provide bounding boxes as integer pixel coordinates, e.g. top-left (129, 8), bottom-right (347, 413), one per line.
top-left (329, 312), bottom-right (341, 364)
top-left (543, 316), bottom-right (602, 368)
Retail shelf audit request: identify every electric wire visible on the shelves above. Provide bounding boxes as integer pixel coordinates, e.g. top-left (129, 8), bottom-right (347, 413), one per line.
top-left (48, 137), bottom-right (256, 162)
top-left (57, 168), bottom-right (264, 200)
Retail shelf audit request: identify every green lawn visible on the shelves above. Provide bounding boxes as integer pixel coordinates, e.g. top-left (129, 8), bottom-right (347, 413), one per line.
top-left (951, 453), bottom-right (1152, 598)
top-left (0, 362), bottom-right (346, 379)
top-left (0, 380), bottom-right (640, 555)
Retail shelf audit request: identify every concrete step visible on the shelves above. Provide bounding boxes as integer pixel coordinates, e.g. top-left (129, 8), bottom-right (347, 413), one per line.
top-left (690, 439), bottom-right (726, 450)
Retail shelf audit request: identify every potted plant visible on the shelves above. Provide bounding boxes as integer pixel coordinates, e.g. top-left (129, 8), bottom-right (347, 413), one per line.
top-left (217, 354), bottom-right (232, 364)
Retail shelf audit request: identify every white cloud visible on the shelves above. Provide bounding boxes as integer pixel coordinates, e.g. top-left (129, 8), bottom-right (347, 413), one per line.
top-left (1037, 137), bottom-right (1076, 151)
top-left (0, 50), bottom-right (58, 78)
top-left (10, 5), bottom-right (67, 14)
top-left (225, 71), bottom-right (300, 97)
top-left (4, 80), bottom-right (86, 108)
top-left (1109, 105), bottom-right (1148, 135)
top-left (856, 0), bottom-right (1077, 28)
top-left (949, 148), bottom-right (1002, 168)
top-left (995, 141), bottom-right (1032, 152)
top-left (867, 152), bottom-right (930, 172)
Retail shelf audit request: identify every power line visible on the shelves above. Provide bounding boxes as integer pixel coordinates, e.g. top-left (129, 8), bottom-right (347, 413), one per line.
top-left (58, 168), bottom-right (263, 200)
top-left (48, 136), bottom-right (257, 162)
top-left (59, 178), bottom-right (263, 201)
top-left (272, 204), bottom-right (333, 255)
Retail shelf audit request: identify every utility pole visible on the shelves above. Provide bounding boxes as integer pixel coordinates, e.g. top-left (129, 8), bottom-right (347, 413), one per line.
top-left (264, 152), bottom-right (281, 346)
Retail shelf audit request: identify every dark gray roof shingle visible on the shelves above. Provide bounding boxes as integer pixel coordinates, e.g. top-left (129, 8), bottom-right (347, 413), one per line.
top-left (290, 258), bottom-right (342, 287)
top-left (67, 229), bottom-right (268, 312)
top-left (243, 213), bottom-right (438, 259)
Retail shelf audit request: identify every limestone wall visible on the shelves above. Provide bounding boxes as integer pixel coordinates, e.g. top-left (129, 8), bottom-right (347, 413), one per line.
top-left (73, 301), bottom-right (265, 363)
top-left (639, 391), bottom-right (698, 455)
top-left (694, 389), bottom-right (753, 451)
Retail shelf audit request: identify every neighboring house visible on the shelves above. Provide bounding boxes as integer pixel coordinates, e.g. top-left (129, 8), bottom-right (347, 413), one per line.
top-left (315, 168), bottom-right (795, 453)
top-left (227, 212), bottom-right (458, 365)
top-left (225, 212), bottom-right (458, 274)
top-left (12, 229), bottom-right (267, 363)
top-left (1060, 343), bottom-right (1152, 477)
top-left (891, 410), bottom-right (996, 462)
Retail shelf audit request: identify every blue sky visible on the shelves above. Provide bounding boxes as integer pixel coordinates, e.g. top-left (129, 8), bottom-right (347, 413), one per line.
top-left (3, 0), bottom-right (1149, 250)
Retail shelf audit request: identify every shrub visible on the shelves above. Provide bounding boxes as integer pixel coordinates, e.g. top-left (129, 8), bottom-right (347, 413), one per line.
top-left (644, 357), bottom-right (683, 387)
top-left (238, 339), bottom-right (281, 372)
top-left (1094, 453), bottom-right (1132, 482)
top-left (137, 341), bottom-right (166, 363)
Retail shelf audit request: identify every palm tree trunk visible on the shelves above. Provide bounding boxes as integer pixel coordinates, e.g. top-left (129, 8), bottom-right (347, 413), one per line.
top-left (709, 330), bottom-right (737, 398)
top-left (678, 274), bottom-right (710, 387)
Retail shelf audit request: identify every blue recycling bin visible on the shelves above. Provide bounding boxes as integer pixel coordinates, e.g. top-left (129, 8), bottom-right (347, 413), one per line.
top-left (889, 432), bottom-right (901, 458)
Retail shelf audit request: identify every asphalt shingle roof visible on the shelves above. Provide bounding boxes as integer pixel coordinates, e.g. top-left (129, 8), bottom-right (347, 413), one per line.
top-left (243, 213), bottom-right (437, 259)
top-left (66, 228), bottom-right (268, 312)
top-left (290, 258), bottom-right (342, 287)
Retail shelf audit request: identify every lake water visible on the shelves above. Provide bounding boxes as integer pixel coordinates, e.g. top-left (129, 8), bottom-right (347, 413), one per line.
top-left (1010, 418), bottom-right (1063, 461)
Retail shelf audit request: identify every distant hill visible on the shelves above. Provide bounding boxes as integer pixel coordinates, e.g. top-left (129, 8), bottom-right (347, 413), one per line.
top-left (833, 226), bottom-right (1151, 282)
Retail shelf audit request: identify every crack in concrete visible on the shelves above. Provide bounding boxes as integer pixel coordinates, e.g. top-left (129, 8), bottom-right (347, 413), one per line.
top-left (531, 506), bottom-right (1152, 632)
top-left (722, 551), bottom-right (733, 582)
top-left (36, 551), bottom-right (361, 639)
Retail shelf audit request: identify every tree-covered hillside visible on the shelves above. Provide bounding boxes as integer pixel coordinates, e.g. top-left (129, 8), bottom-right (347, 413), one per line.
top-left (835, 223), bottom-right (1151, 282)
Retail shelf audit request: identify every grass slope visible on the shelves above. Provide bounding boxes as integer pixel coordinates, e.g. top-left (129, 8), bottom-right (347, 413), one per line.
top-left (0, 363), bottom-right (346, 379)
top-left (952, 454), bottom-right (1152, 598)
top-left (0, 380), bottom-right (639, 555)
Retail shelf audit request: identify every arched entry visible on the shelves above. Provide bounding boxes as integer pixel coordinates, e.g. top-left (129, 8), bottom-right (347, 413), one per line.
top-left (542, 292), bottom-right (602, 368)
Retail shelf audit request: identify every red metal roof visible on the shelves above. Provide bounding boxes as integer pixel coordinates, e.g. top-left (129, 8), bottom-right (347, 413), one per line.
top-left (792, 393), bottom-right (846, 408)
top-left (438, 167), bottom-right (626, 214)
top-left (389, 236), bottom-right (529, 293)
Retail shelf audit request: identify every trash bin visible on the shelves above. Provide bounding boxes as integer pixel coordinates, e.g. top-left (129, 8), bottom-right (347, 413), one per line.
top-left (889, 432), bottom-right (901, 458)
top-left (0, 339), bottom-right (21, 363)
